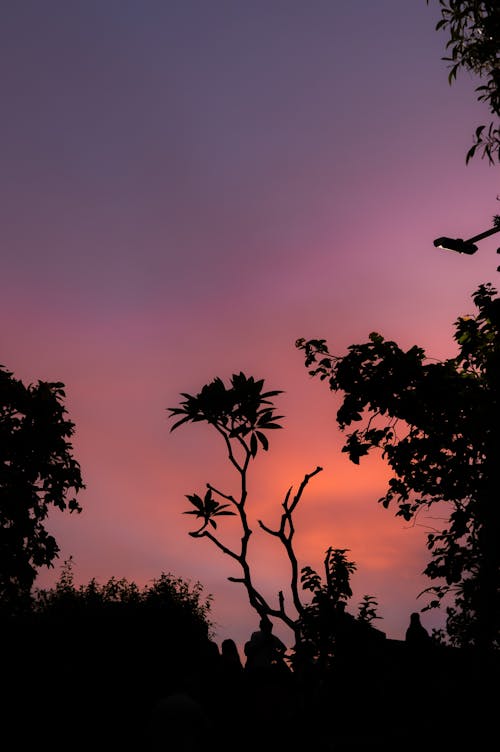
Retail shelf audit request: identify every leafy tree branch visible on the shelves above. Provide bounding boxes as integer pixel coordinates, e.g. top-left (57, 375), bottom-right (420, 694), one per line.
top-left (427, 0), bottom-right (500, 163)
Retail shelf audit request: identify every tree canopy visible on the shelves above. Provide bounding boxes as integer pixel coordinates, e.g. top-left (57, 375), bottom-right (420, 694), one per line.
top-left (427, 0), bottom-right (500, 163)
top-left (297, 283), bottom-right (500, 649)
top-left (0, 366), bottom-right (84, 613)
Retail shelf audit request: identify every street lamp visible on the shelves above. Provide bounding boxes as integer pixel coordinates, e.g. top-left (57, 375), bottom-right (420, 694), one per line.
top-left (433, 224), bottom-right (500, 255)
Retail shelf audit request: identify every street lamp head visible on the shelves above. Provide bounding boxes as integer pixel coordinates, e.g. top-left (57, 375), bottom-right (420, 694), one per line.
top-left (433, 236), bottom-right (478, 255)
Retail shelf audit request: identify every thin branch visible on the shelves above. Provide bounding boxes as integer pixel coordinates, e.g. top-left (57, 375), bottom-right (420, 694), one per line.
top-left (192, 530), bottom-right (240, 561)
top-left (288, 466), bottom-right (323, 515)
top-left (206, 483), bottom-right (237, 504)
top-left (259, 466), bottom-right (323, 617)
top-left (258, 520), bottom-right (279, 536)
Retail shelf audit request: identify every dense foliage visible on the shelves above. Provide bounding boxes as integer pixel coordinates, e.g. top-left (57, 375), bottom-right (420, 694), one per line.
top-left (427, 0), bottom-right (500, 163)
top-left (0, 366), bottom-right (84, 613)
top-left (297, 283), bottom-right (500, 649)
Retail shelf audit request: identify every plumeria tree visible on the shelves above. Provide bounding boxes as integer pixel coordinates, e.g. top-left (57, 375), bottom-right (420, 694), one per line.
top-left (168, 372), bottom-right (380, 651)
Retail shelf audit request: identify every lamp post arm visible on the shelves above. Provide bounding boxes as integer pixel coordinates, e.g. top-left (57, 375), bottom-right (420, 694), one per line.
top-left (466, 226), bottom-right (500, 244)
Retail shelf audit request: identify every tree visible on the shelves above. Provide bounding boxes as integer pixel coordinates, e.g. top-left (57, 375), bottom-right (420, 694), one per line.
top-left (427, 0), bottom-right (500, 163)
top-left (0, 366), bottom-right (84, 613)
top-left (168, 372), bottom-right (379, 649)
top-left (297, 282), bottom-right (500, 650)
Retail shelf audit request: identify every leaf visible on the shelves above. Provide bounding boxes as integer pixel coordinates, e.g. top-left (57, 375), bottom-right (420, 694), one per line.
top-left (250, 432), bottom-right (258, 458)
top-left (256, 430), bottom-right (269, 451)
top-left (186, 493), bottom-right (204, 511)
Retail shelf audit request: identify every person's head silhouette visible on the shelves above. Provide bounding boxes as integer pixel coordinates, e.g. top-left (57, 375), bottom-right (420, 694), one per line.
top-left (221, 638), bottom-right (241, 664)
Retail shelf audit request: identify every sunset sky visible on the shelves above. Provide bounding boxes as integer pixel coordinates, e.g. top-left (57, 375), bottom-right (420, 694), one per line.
top-left (2, 1), bottom-right (500, 652)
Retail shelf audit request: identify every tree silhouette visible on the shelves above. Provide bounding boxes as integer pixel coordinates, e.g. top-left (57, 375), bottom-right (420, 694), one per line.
top-left (426, 0), bottom-right (500, 163)
top-left (297, 283), bottom-right (500, 650)
top-left (0, 365), bottom-right (84, 614)
top-left (169, 373), bottom-right (320, 638)
top-left (168, 372), bottom-right (379, 653)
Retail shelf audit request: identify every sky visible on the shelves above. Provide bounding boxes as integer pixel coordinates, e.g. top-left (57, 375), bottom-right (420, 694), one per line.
top-left (2, 0), bottom-right (499, 653)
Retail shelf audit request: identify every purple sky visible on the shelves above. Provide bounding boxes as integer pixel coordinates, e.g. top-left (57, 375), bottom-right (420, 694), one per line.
top-left (2, 1), bottom-right (499, 651)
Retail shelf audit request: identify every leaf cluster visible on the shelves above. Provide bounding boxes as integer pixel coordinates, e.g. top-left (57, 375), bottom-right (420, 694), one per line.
top-left (168, 372), bottom-right (283, 457)
top-left (169, 373), bottom-right (284, 536)
top-left (184, 488), bottom-right (235, 533)
top-left (427, 0), bottom-right (500, 163)
top-left (357, 594), bottom-right (382, 624)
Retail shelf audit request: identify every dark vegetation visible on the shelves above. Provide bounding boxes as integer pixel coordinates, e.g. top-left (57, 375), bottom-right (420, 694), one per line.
top-left (0, 559), bottom-right (214, 751)
top-left (297, 283), bottom-right (500, 651)
top-left (426, 0), bottom-right (500, 163)
top-left (0, 365), bottom-right (84, 615)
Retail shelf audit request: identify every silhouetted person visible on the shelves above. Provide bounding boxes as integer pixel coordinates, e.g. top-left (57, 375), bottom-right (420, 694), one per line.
top-left (191, 634), bottom-right (221, 704)
top-left (405, 612), bottom-right (431, 647)
top-left (244, 616), bottom-right (287, 673)
top-left (218, 637), bottom-right (244, 707)
top-left (243, 618), bottom-right (294, 749)
top-left (220, 638), bottom-right (243, 678)
top-left (206, 637), bottom-right (222, 666)
top-left (212, 638), bottom-right (245, 750)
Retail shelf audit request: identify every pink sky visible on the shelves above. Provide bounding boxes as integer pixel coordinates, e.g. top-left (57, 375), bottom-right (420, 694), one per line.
top-left (2, 1), bottom-right (499, 651)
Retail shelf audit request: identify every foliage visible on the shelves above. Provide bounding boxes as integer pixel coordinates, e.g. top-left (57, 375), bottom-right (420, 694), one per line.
top-left (295, 548), bottom-right (382, 670)
top-left (357, 594), bottom-right (383, 624)
top-left (0, 366), bottom-right (84, 613)
top-left (297, 283), bottom-right (500, 649)
top-left (297, 547), bottom-right (353, 667)
top-left (169, 372), bottom-right (283, 458)
top-left (301, 548), bottom-right (355, 606)
top-left (427, 0), bottom-right (500, 163)
top-left (33, 556), bottom-right (213, 634)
